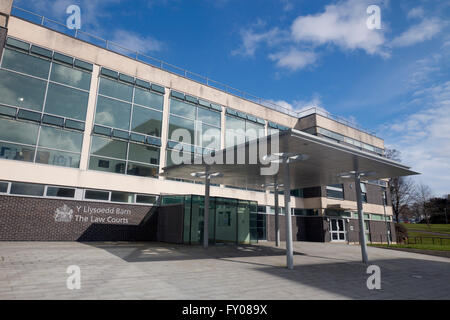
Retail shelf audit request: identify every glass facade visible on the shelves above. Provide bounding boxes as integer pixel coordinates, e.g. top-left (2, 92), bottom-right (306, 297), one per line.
top-left (225, 109), bottom-right (265, 147)
top-left (161, 195), bottom-right (260, 245)
top-left (89, 68), bottom-right (164, 176)
top-left (168, 94), bottom-right (221, 152)
top-left (0, 45), bottom-right (90, 168)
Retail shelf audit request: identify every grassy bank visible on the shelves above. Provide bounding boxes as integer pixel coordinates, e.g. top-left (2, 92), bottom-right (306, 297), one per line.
top-left (370, 243), bottom-right (450, 251)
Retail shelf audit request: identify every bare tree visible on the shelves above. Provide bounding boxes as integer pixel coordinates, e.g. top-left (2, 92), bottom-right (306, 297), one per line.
top-left (414, 183), bottom-right (434, 225)
top-left (385, 149), bottom-right (416, 222)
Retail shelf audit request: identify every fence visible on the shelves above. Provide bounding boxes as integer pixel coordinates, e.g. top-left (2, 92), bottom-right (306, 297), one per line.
top-left (399, 236), bottom-right (450, 246)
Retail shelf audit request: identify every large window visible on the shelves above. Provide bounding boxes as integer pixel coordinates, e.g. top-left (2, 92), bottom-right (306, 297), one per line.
top-left (168, 91), bottom-right (222, 154)
top-left (0, 40), bottom-right (92, 169)
top-left (91, 68), bottom-right (164, 175)
top-left (89, 135), bottom-right (160, 178)
top-left (225, 109), bottom-right (265, 147)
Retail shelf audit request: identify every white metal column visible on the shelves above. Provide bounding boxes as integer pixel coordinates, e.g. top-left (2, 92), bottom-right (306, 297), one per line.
top-left (283, 159), bottom-right (294, 270)
top-left (355, 174), bottom-right (369, 264)
top-left (274, 180), bottom-right (280, 247)
top-left (204, 168), bottom-right (210, 249)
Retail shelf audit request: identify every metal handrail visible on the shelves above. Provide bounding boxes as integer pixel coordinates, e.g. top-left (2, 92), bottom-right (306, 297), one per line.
top-left (10, 5), bottom-right (378, 137)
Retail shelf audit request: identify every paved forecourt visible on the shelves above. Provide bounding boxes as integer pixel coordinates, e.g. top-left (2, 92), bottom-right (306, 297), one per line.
top-left (0, 241), bottom-right (449, 300)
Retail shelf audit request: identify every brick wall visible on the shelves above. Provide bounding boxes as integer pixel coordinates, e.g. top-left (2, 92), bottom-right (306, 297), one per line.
top-left (0, 195), bottom-right (158, 241)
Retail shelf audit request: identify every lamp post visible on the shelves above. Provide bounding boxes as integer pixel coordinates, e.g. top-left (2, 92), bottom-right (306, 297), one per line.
top-left (338, 171), bottom-right (375, 264)
top-left (263, 152), bottom-right (309, 270)
top-left (262, 181), bottom-right (284, 247)
top-left (191, 170), bottom-right (223, 249)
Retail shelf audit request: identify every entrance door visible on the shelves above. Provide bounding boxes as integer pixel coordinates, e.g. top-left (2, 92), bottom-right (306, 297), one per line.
top-left (215, 199), bottom-right (237, 244)
top-left (330, 218), bottom-right (346, 241)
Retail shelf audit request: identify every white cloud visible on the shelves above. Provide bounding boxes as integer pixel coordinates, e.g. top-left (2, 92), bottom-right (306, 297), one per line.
top-left (391, 18), bottom-right (444, 47)
top-left (407, 7), bottom-right (425, 19)
top-left (111, 30), bottom-right (163, 54)
top-left (268, 49), bottom-right (317, 71)
top-left (291, 0), bottom-right (388, 56)
top-left (231, 27), bottom-right (283, 57)
top-left (384, 81), bottom-right (450, 197)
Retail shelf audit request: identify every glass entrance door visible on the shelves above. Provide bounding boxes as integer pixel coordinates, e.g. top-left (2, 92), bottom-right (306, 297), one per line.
top-left (330, 218), bottom-right (346, 241)
top-left (215, 198), bottom-right (237, 244)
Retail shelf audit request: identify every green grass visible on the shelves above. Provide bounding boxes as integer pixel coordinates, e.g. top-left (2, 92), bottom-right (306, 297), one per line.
top-left (370, 243), bottom-right (450, 251)
top-left (401, 223), bottom-right (450, 236)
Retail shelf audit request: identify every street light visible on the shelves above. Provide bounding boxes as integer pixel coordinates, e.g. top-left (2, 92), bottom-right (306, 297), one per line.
top-left (191, 170), bottom-right (223, 249)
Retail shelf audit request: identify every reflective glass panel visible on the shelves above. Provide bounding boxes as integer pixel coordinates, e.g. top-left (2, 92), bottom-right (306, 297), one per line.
top-left (0, 118), bottom-right (39, 145)
top-left (128, 143), bottom-right (160, 165)
top-left (95, 95), bottom-right (131, 130)
top-left (90, 136), bottom-right (127, 159)
top-left (134, 88), bottom-right (163, 110)
top-left (131, 106), bottom-right (162, 137)
top-left (50, 62), bottom-right (91, 90)
top-left (1, 49), bottom-right (50, 79)
top-left (46, 186), bottom-right (75, 198)
top-left (168, 115), bottom-right (195, 145)
top-left (111, 191), bottom-right (134, 203)
top-left (197, 108), bottom-right (221, 127)
top-left (38, 126), bottom-right (83, 153)
top-left (10, 182), bottom-right (44, 196)
top-left (36, 149), bottom-right (80, 168)
top-left (44, 83), bottom-right (89, 120)
top-left (98, 77), bottom-right (133, 102)
top-left (127, 162), bottom-right (158, 178)
top-left (170, 99), bottom-right (195, 119)
top-left (197, 124), bottom-right (220, 150)
top-left (89, 156), bottom-right (126, 174)
top-left (0, 142), bottom-right (35, 162)
top-left (0, 69), bottom-right (47, 111)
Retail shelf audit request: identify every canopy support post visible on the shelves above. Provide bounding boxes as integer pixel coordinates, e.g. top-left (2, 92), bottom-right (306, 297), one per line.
top-left (274, 179), bottom-right (280, 247)
top-left (203, 167), bottom-right (210, 249)
top-left (355, 174), bottom-right (369, 264)
top-left (283, 159), bottom-right (294, 270)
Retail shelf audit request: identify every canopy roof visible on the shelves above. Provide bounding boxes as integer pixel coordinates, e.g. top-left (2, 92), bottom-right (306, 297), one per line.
top-left (160, 129), bottom-right (418, 190)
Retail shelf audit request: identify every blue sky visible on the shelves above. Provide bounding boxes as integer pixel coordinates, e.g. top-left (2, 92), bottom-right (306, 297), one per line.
top-left (14, 0), bottom-right (450, 196)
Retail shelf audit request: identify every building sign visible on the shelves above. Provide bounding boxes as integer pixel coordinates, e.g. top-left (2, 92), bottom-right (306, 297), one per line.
top-left (53, 204), bottom-right (132, 225)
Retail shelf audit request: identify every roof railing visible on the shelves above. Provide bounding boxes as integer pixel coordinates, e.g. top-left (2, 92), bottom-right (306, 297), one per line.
top-left (10, 5), bottom-right (378, 137)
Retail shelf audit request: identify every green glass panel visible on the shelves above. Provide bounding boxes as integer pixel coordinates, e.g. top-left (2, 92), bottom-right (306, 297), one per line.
top-left (74, 59), bottom-right (93, 72)
top-left (65, 119), bottom-right (85, 131)
top-left (89, 156), bottom-right (126, 174)
top-left (131, 106), bottom-right (162, 137)
top-left (99, 77), bottom-right (133, 102)
top-left (90, 136), bottom-right (127, 159)
top-left (134, 88), bottom-right (163, 110)
top-left (128, 143), bottom-right (160, 165)
top-left (36, 148), bottom-right (80, 168)
top-left (95, 95), bottom-right (131, 130)
top-left (44, 83), bottom-right (89, 121)
top-left (6, 38), bottom-right (30, 51)
top-left (0, 70), bottom-right (47, 111)
top-left (168, 115), bottom-right (195, 145)
top-left (0, 141), bottom-right (35, 162)
top-left (38, 126), bottom-right (83, 153)
top-left (197, 107), bottom-right (221, 127)
top-left (1, 49), bottom-right (50, 79)
top-left (0, 118), bottom-right (39, 145)
top-left (170, 99), bottom-right (195, 119)
top-left (50, 63), bottom-right (91, 90)
top-left (53, 52), bottom-right (73, 65)
top-left (0, 105), bottom-right (17, 117)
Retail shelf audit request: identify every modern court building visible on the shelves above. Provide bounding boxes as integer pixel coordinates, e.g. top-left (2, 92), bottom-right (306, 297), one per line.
top-left (0, 1), bottom-right (416, 248)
